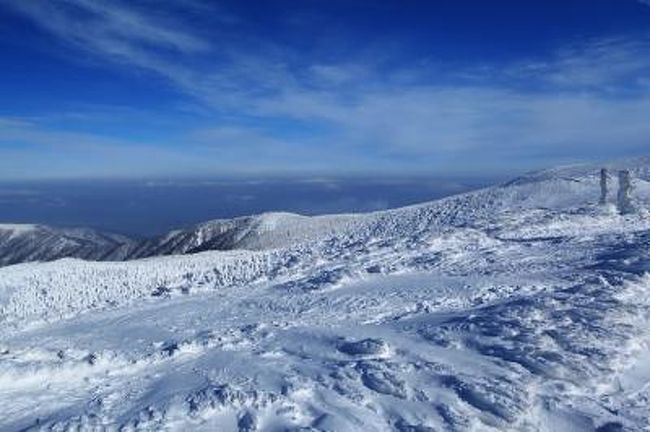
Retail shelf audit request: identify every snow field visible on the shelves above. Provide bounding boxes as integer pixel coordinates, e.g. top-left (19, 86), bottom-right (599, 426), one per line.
top-left (1, 159), bottom-right (650, 430)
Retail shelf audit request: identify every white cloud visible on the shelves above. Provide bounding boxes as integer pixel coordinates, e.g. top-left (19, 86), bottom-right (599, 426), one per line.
top-left (3, 1), bottom-right (650, 175)
top-left (0, 116), bottom-right (208, 179)
top-left (247, 85), bottom-right (650, 168)
top-left (9, 0), bottom-right (209, 53)
top-left (507, 37), bottom-right (650, 90)
top-left (3, 0), bottom-right (210, 88)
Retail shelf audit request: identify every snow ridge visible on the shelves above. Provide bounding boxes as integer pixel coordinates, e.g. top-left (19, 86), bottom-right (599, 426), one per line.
top-left (0, 156), bottom-right (648, 269)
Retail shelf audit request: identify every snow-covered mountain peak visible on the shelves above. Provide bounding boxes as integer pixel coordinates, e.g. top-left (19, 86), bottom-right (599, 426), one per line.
top-left (505, 156), bottom-right (650, 186)
top-left (0, 224), bottom-right (39, 237)
top-left (0, 223), bottom-right (39, 230)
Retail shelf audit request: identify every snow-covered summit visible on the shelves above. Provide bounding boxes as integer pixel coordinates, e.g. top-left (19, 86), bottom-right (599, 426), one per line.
top-left (0, 223), bottom-right (38, 233)
top-left (508, 155), bottom-right (650, 184)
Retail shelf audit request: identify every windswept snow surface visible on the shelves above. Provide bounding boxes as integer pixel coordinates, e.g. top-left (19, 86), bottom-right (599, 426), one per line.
top-left (1, 159), bottom-right (650, 431)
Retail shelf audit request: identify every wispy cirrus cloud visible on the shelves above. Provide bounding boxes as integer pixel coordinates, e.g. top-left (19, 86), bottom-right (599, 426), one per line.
top-left (7, 0), bottom-right (210, 54)
top-left (2, 1), bottom-right (650, 177)
top-left (0, 116), bottom-right (367, 178)
top-left (3, 0), bottom-right (211, 89)
top-left (0, 116), bottom-right (205, 179)
top-left (506, 37), bottom-right (650, 91)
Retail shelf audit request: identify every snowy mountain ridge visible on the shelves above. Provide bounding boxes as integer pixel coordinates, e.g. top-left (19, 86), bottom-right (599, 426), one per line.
top-left (0, 223), bottom-right (136, 267)
top-left (1, 156), bottom-right (649, 269)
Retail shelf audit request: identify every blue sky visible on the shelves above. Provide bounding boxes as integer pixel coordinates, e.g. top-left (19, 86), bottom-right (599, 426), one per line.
top-left (1, 0), bottom-right (650, 179)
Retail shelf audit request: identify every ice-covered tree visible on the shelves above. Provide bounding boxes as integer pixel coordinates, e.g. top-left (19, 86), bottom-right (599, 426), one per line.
top-left (599, 168), bottom-right (608, 205)
top-left (617, 170), bottom-right (634, 214)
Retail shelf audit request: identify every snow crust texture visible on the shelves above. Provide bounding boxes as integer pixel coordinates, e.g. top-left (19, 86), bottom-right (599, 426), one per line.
top-left (1, 158), bottom-right (650, 431)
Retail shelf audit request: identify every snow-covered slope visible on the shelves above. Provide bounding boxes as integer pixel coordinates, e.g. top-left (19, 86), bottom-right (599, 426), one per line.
top-left (130, 212), bottom-right (360, 258)
top-left (121, 156), bottom-right (650, 257)
top-left (1, 158), bottom-right (650, 431)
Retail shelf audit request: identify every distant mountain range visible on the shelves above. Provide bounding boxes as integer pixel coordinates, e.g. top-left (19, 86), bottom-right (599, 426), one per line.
top-left (0, 212), bottom-right (357, 267)
top-left (1, 156), bottom-right (649, 268)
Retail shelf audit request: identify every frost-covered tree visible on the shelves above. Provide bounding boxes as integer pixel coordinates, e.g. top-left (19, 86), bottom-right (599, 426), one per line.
top-left (617, 170), bottom-right (634, 214)
top-left (599, 168), bottom-right (608, 205)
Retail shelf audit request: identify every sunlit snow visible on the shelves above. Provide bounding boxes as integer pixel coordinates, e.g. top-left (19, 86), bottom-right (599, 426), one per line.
top-left (1, 159), bottom-right (649, 431)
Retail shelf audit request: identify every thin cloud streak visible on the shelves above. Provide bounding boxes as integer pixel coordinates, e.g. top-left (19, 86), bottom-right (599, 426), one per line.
top-left (2, 1), bottom-right (650, 177)
top-left (4, 0), bottom-right (210, 89)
